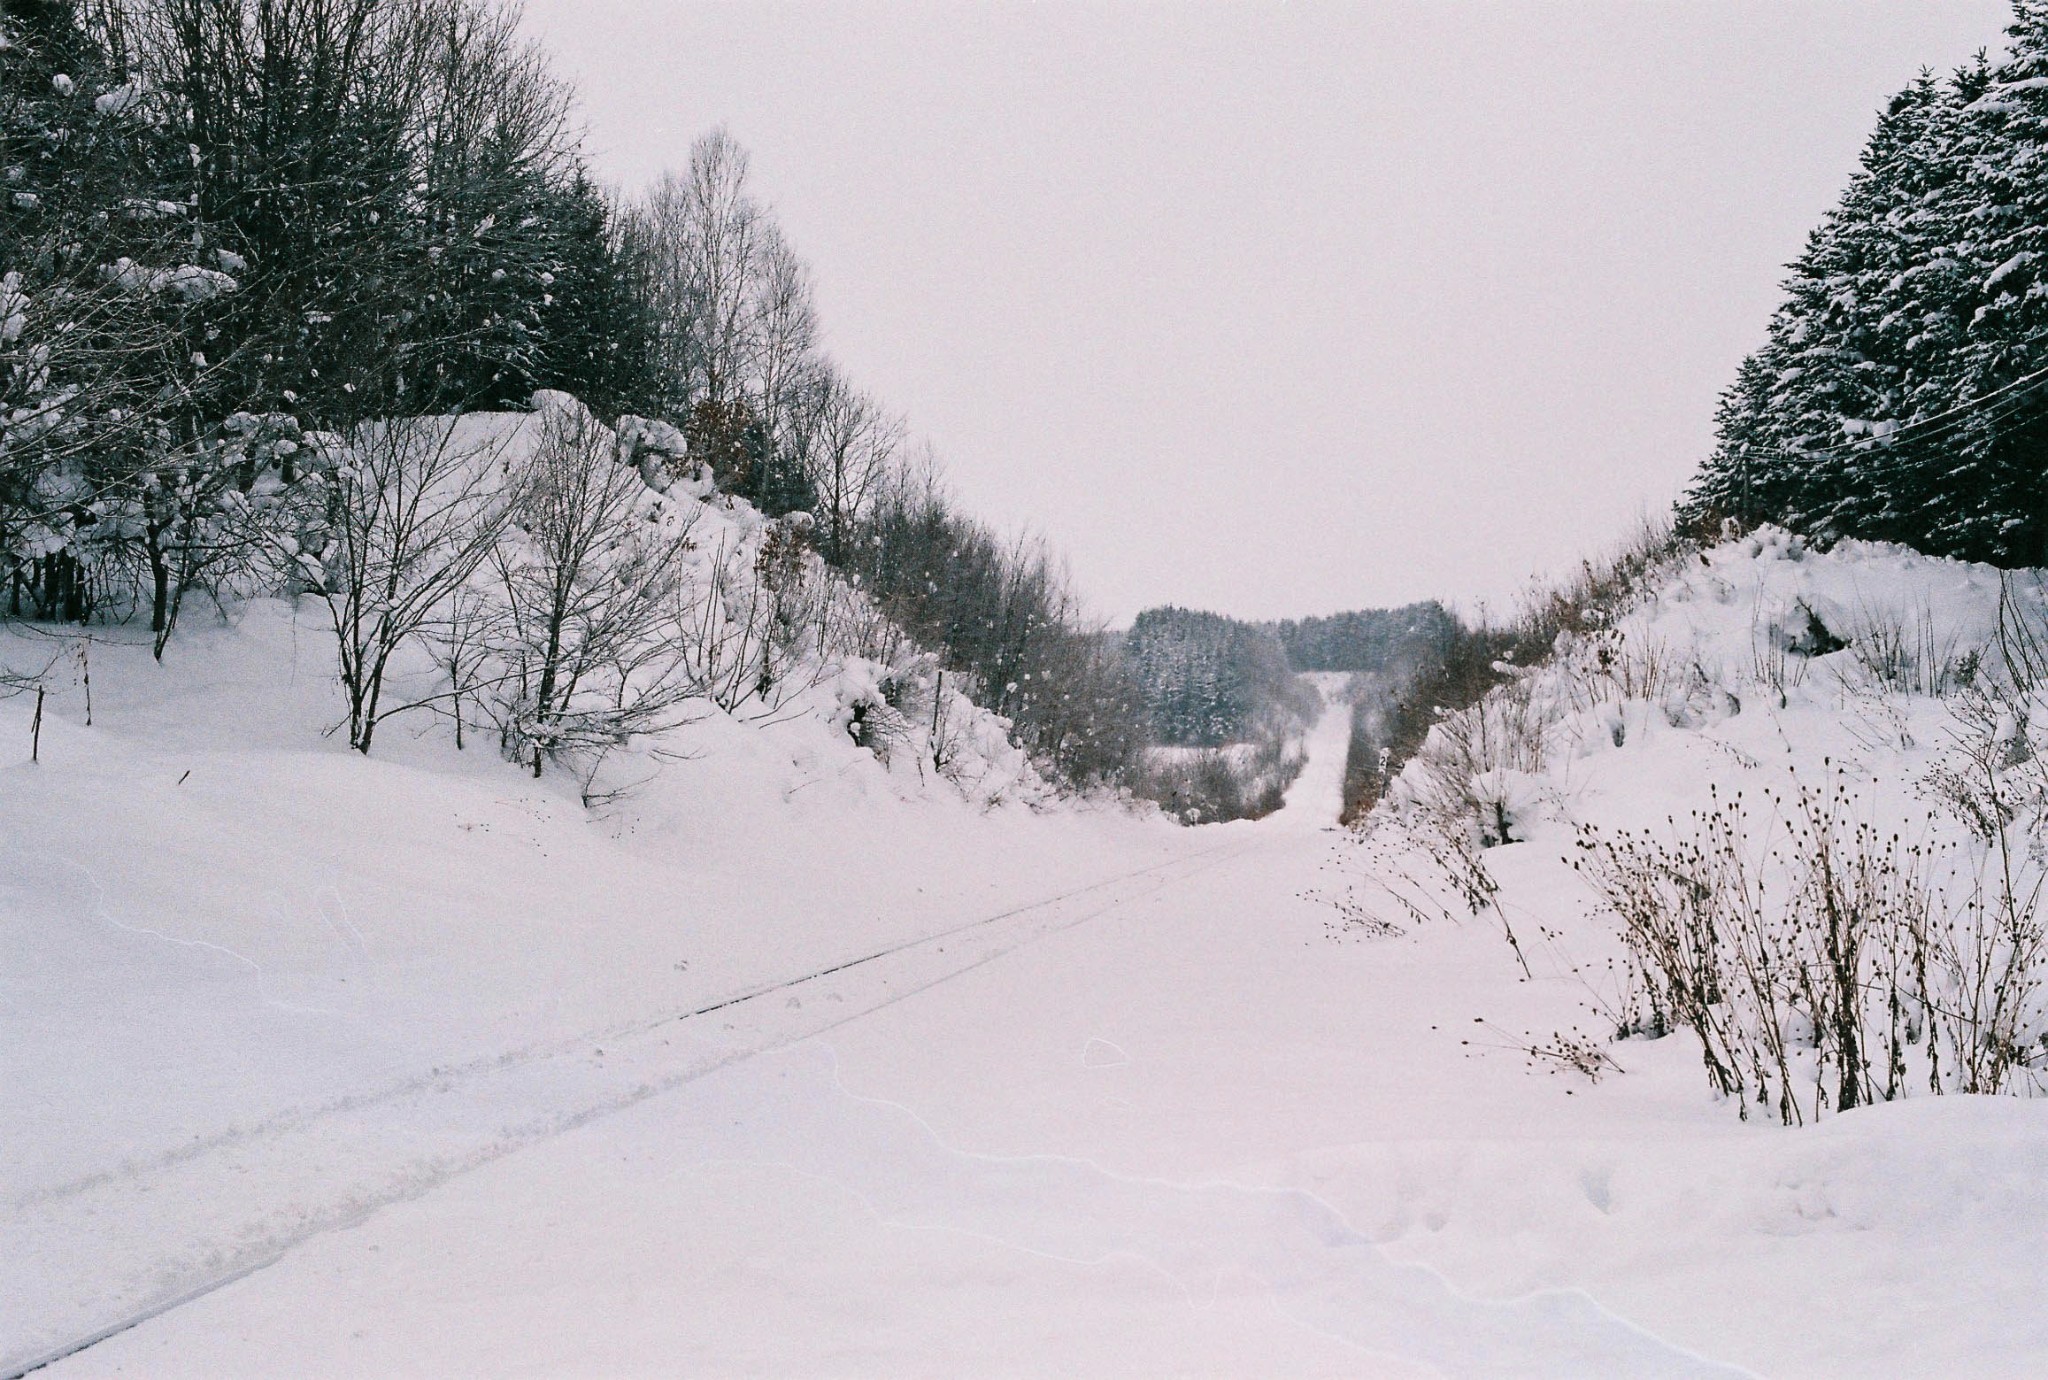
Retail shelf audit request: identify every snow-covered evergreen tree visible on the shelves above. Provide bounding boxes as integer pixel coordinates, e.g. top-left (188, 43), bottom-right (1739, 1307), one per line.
top-left (1686, 8), bottom-right (2048, 563)
top-left (1126, 606), bottom-right (1306, 747)
top-left (1, 0), bottom-right (248, 624)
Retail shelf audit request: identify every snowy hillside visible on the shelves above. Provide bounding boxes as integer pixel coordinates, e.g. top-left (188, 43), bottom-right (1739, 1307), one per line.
top-left (359, 391), bottom-right (1056, 810)
top-left (1297, 527), bottom-right (2048, 1370)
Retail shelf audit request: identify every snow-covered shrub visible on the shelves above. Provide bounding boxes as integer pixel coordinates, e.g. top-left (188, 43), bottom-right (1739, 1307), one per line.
top-left (833, 661), bottom-right (916, 765)
top-left (1835, 597), bottom-right (1975, 699)
top-left (1396, 672), bottom-right (1553, 848)
top-left (672, 524), bottom-right (825, 718)
top-left (1555, 626), bottom-right (1677, 711)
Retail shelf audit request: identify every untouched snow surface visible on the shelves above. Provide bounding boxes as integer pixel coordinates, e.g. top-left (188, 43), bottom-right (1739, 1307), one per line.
top-left (7, 538), bottom-right (2048, 1377)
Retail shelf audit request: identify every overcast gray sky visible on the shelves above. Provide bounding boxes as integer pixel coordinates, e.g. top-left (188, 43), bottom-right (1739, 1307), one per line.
top-left (522, 1), bottom-right (2011, 622)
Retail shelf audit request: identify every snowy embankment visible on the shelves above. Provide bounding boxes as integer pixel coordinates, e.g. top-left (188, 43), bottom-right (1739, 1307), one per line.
top-left (7, 532), bottom-right (2047, 1378)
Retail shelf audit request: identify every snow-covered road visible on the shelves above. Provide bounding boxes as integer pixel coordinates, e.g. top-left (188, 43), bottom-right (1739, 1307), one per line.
top-left (12, 689), bottom-right (2045, 1377)
top-left (18, 703), bottom-right (1704, 1379)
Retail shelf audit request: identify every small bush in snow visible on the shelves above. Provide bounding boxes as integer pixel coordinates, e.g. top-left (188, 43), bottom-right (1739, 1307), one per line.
top-left (1576, 765), bottom-right (2047, 1124)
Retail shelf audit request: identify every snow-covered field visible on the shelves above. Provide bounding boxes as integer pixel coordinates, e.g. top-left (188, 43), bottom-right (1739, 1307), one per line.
top-left (7, 533), bottom-right (2048, 1378)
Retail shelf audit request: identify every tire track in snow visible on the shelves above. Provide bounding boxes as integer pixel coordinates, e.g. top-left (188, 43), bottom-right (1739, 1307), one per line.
top-left (4, 838), bottom-right (1257, 1380)
top-left (15, 837), bottom-right (1234, 1215)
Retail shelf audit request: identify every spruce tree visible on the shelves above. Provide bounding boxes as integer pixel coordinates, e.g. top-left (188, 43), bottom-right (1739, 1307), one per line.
top-left (1685, 10), bottom-right (2048, 563)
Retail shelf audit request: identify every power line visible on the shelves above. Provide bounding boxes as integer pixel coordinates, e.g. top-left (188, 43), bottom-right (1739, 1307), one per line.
top-left (1726, 353), bottom-right (2048, 469)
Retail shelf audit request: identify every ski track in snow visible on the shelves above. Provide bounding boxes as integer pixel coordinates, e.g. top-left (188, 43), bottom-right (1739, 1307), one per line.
top-left (16, 838), bottom-right (1240, 1212)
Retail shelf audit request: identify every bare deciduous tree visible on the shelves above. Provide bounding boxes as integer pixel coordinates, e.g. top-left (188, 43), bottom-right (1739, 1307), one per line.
top-left (310, 415), bottom-right (516, 753)
top-left (490, 400), bottom-right (700, 775)
top-left (625, 128), bottom-right (767, 415)
top-left (428, 583), bottom-right (502, 751)
top-left (799, 379), bottom-right (901, 565)
top-left (749, 226), bottom-right (823, 464)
